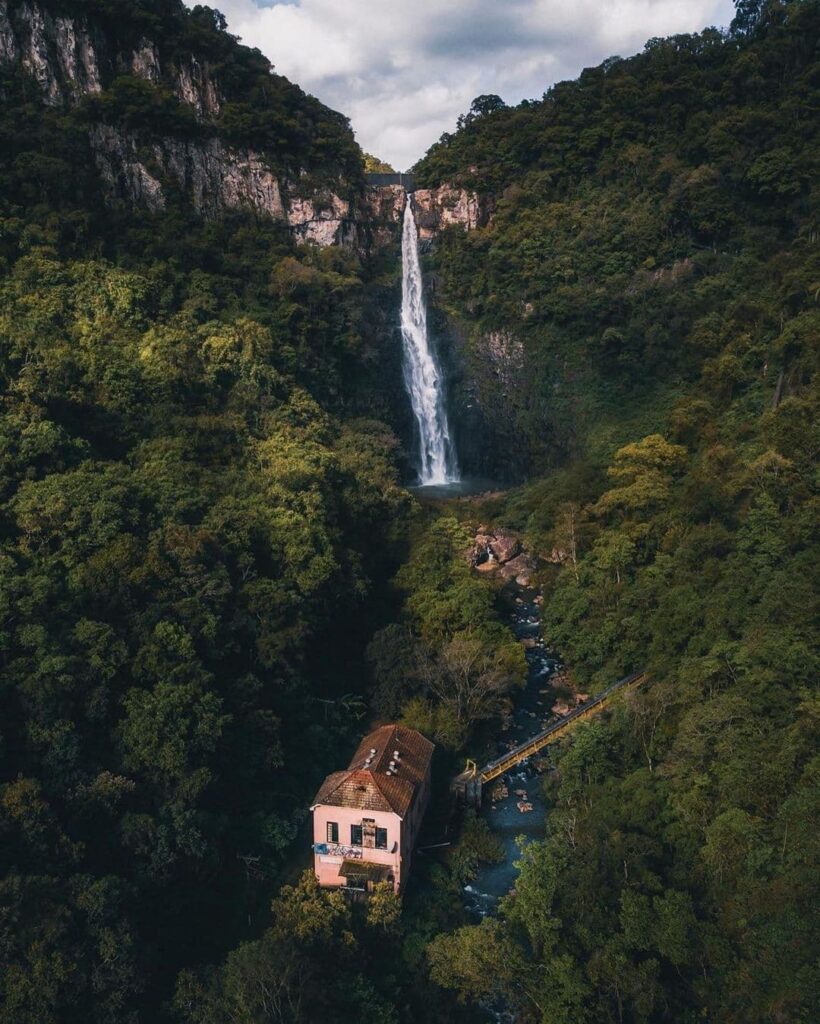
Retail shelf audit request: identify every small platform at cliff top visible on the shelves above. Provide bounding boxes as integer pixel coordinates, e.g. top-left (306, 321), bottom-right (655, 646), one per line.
top-left (366, 173), bottom-right (417, 191)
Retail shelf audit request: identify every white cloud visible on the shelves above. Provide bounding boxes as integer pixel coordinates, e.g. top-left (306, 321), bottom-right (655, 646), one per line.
top-left (186, 0), bottom-right (736, 170)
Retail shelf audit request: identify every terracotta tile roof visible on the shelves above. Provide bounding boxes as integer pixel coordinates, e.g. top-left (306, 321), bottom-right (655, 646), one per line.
top-left (312, 724), bottom-right (434, 817)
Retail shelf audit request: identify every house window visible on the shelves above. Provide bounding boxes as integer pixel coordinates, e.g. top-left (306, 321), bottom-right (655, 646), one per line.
top-left (326, 821), bottom-right (338, 844)
top-left (362, 818), bottom-right (376, 849)
top-left (350, 824), bottom-right (363, 846)
top-left (375, 827), bottom-right (388, 850)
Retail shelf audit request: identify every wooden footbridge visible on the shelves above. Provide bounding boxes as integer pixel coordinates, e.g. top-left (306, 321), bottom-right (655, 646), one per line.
top-left (453, 670), bottom-right (649, 806)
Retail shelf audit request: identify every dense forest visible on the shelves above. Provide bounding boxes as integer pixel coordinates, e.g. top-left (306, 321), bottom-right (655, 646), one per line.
top-left (413, 1), bottom-right (820, 1021)
top-left (1, 0), bottom-right (818, 1022)
top-left (0, 1), bottom-right (419, 1020)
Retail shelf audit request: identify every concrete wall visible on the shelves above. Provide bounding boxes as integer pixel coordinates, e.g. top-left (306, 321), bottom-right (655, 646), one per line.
top-left (365, 172), bottom-right (416, 191)
top-left (313, 805), bottom-right (403, 892)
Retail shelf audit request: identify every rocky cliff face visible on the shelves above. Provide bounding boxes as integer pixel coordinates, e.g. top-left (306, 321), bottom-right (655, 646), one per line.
top-left (425, 311), bottom-right (531, 482)
top-left (360, 184), bottom-right (406, 247)
top-left (0, 2), bottom-right (491, 248)
top-left (0, 0), bottom-right (363, 244)
top-left (358, 183), bottom-right (492, 246)
top-left (1, 0), bottom-right (102, 102)
top-left (457, 326), bottom-right (531, 480)
top-left (411, 186), bottom-right (494, 240)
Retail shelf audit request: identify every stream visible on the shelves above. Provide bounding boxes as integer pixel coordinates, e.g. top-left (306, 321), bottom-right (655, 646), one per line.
top-left (463, 579), bottom-right (559, 917)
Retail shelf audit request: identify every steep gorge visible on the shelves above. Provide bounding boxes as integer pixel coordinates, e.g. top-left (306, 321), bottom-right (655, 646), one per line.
top-left (1, 2), bottom-right (818, 1023)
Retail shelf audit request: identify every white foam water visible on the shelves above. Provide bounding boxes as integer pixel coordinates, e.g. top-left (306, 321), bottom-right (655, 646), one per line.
top-left (400, 200), bottom-right (459, 485)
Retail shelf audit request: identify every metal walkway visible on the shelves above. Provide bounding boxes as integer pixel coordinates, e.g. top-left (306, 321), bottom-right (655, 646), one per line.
top-left (454, 670), bottom-right (649, 804)
top-left (365, 172), bottom-right (417, 191)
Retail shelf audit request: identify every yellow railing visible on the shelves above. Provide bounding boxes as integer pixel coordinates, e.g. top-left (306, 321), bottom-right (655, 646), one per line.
top-left (478, 670), bottom-right (649, 784)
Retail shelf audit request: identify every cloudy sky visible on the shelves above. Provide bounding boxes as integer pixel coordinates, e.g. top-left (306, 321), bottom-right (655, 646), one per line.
top-left (187, 0), bottom-right (736, 170)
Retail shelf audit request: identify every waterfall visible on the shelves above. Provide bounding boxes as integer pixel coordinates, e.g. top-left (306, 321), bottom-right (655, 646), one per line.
top-left (400, 199), bottom-right (459, 485)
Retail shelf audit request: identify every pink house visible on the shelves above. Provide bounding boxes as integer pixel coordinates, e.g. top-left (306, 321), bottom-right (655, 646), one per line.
top-left (311, 724), bottom-right (434, 894)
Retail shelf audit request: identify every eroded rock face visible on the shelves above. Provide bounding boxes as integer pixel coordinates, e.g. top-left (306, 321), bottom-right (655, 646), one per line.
top-left (446, 320), bottom-right (531, 482)
top-left (499, 553), bottom-right (536, 586)
top-left (412, 186), bottom-right (493, 240)
top-left (89, 127), bottom-right (291, 220)
top-left (1, 1), bottom-right (490, 250)
top-left (0, 1), bottom-right (494, 251)
top-left (130, 38), bottom-right (160, 82)
top-left (469, 526), bottom-right (522, 569)
top-left (1, 1), bottom-right (366, 244)
top-left (288, 194), bottom-right (356, 247)
top-left (89, 123), bottom-right (363, 242)
top-left (360, 185), bottom-right (407, 247)
top-left (484, 329), bottom-right (524, 391)
top-left (0, 2), bottom-right (17, 64)
top-left (53, 14), bottom-right (101, 97)
top-left (90, 125), bottom-right (166, 214)
top-left (363, 184), bottom-right (406, 222)
top-left (358, 183), bottom-right (491, 244)
top-left (175, 56), bottom-right (221, 118)
top-left (13, 0), bottom-right (62, 103)
top-left (0, 1), bottom-right (214, 112)
top-left (489, 529), bottom-right (520, 564)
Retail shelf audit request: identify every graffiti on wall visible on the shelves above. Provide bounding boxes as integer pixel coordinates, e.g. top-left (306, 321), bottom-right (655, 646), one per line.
top-left (313, 843), bottom-right (363, 859)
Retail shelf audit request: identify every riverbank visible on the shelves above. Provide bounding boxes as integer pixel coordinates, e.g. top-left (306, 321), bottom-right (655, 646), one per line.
top-left (463, 579), bottom-right (556, 914)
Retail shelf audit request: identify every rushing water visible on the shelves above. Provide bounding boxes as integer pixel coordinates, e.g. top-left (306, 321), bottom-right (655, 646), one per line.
top-left (463, 583), bottom-right (557, 918)
top-left (400, 200), bottom-right (459, 485)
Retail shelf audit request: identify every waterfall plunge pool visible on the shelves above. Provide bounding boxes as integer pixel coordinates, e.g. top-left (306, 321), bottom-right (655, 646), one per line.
top-left (408, 476), bottom-right (502, 500)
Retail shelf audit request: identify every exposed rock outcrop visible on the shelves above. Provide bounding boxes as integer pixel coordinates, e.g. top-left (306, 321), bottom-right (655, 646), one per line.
top-left (0, 1), bottom-right (217, 111)
top-left (488, 529), bottom-right (520, 564)
top-left (468, 526), bottom-right (539, 586)
top-left (483, 329), bottom-right (525, 391)
top-left (0, 0), bottom-right (360, 245)
top-left (130, 37), bottom-right (160, 82)
top-left (89, 126), bottom-right (293, 221)
top-left (627, 256), bottom-right (695, 295)
top-left (443, 319), bottom-right (531, 482)
top-left (175, 55), bottom-right (221, 118)
top-left (351, 181), bottom-right (493, 247)
top-left (89, 126), bottom-right (363, 243)
top-left (499, 553), bottom-right (536, 586)
top-left (360, 184), bottom-right (407, 247)
top-left (287, 193), bottom-right (357, 247)
top-left (357, 182), bottom-right (491, 247)
top-left (412, 185), bottom-right (493, 239)
top-left (1, 2), bottom-right (493, 251)
top-left (362, 184), bottom-right (406, 222)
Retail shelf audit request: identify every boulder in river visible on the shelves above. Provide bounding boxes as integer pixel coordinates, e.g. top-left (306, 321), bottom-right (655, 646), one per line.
top-left (470, 532), bottom-right (495, 566)
top-left (489, 529), bottom-right (520, 563)
top-left (500, 552), bottom-right (536, 581)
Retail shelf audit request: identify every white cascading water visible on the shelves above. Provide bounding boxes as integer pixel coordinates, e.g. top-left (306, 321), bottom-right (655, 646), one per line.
top-left (400, 199), bottom-right (459, 485)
